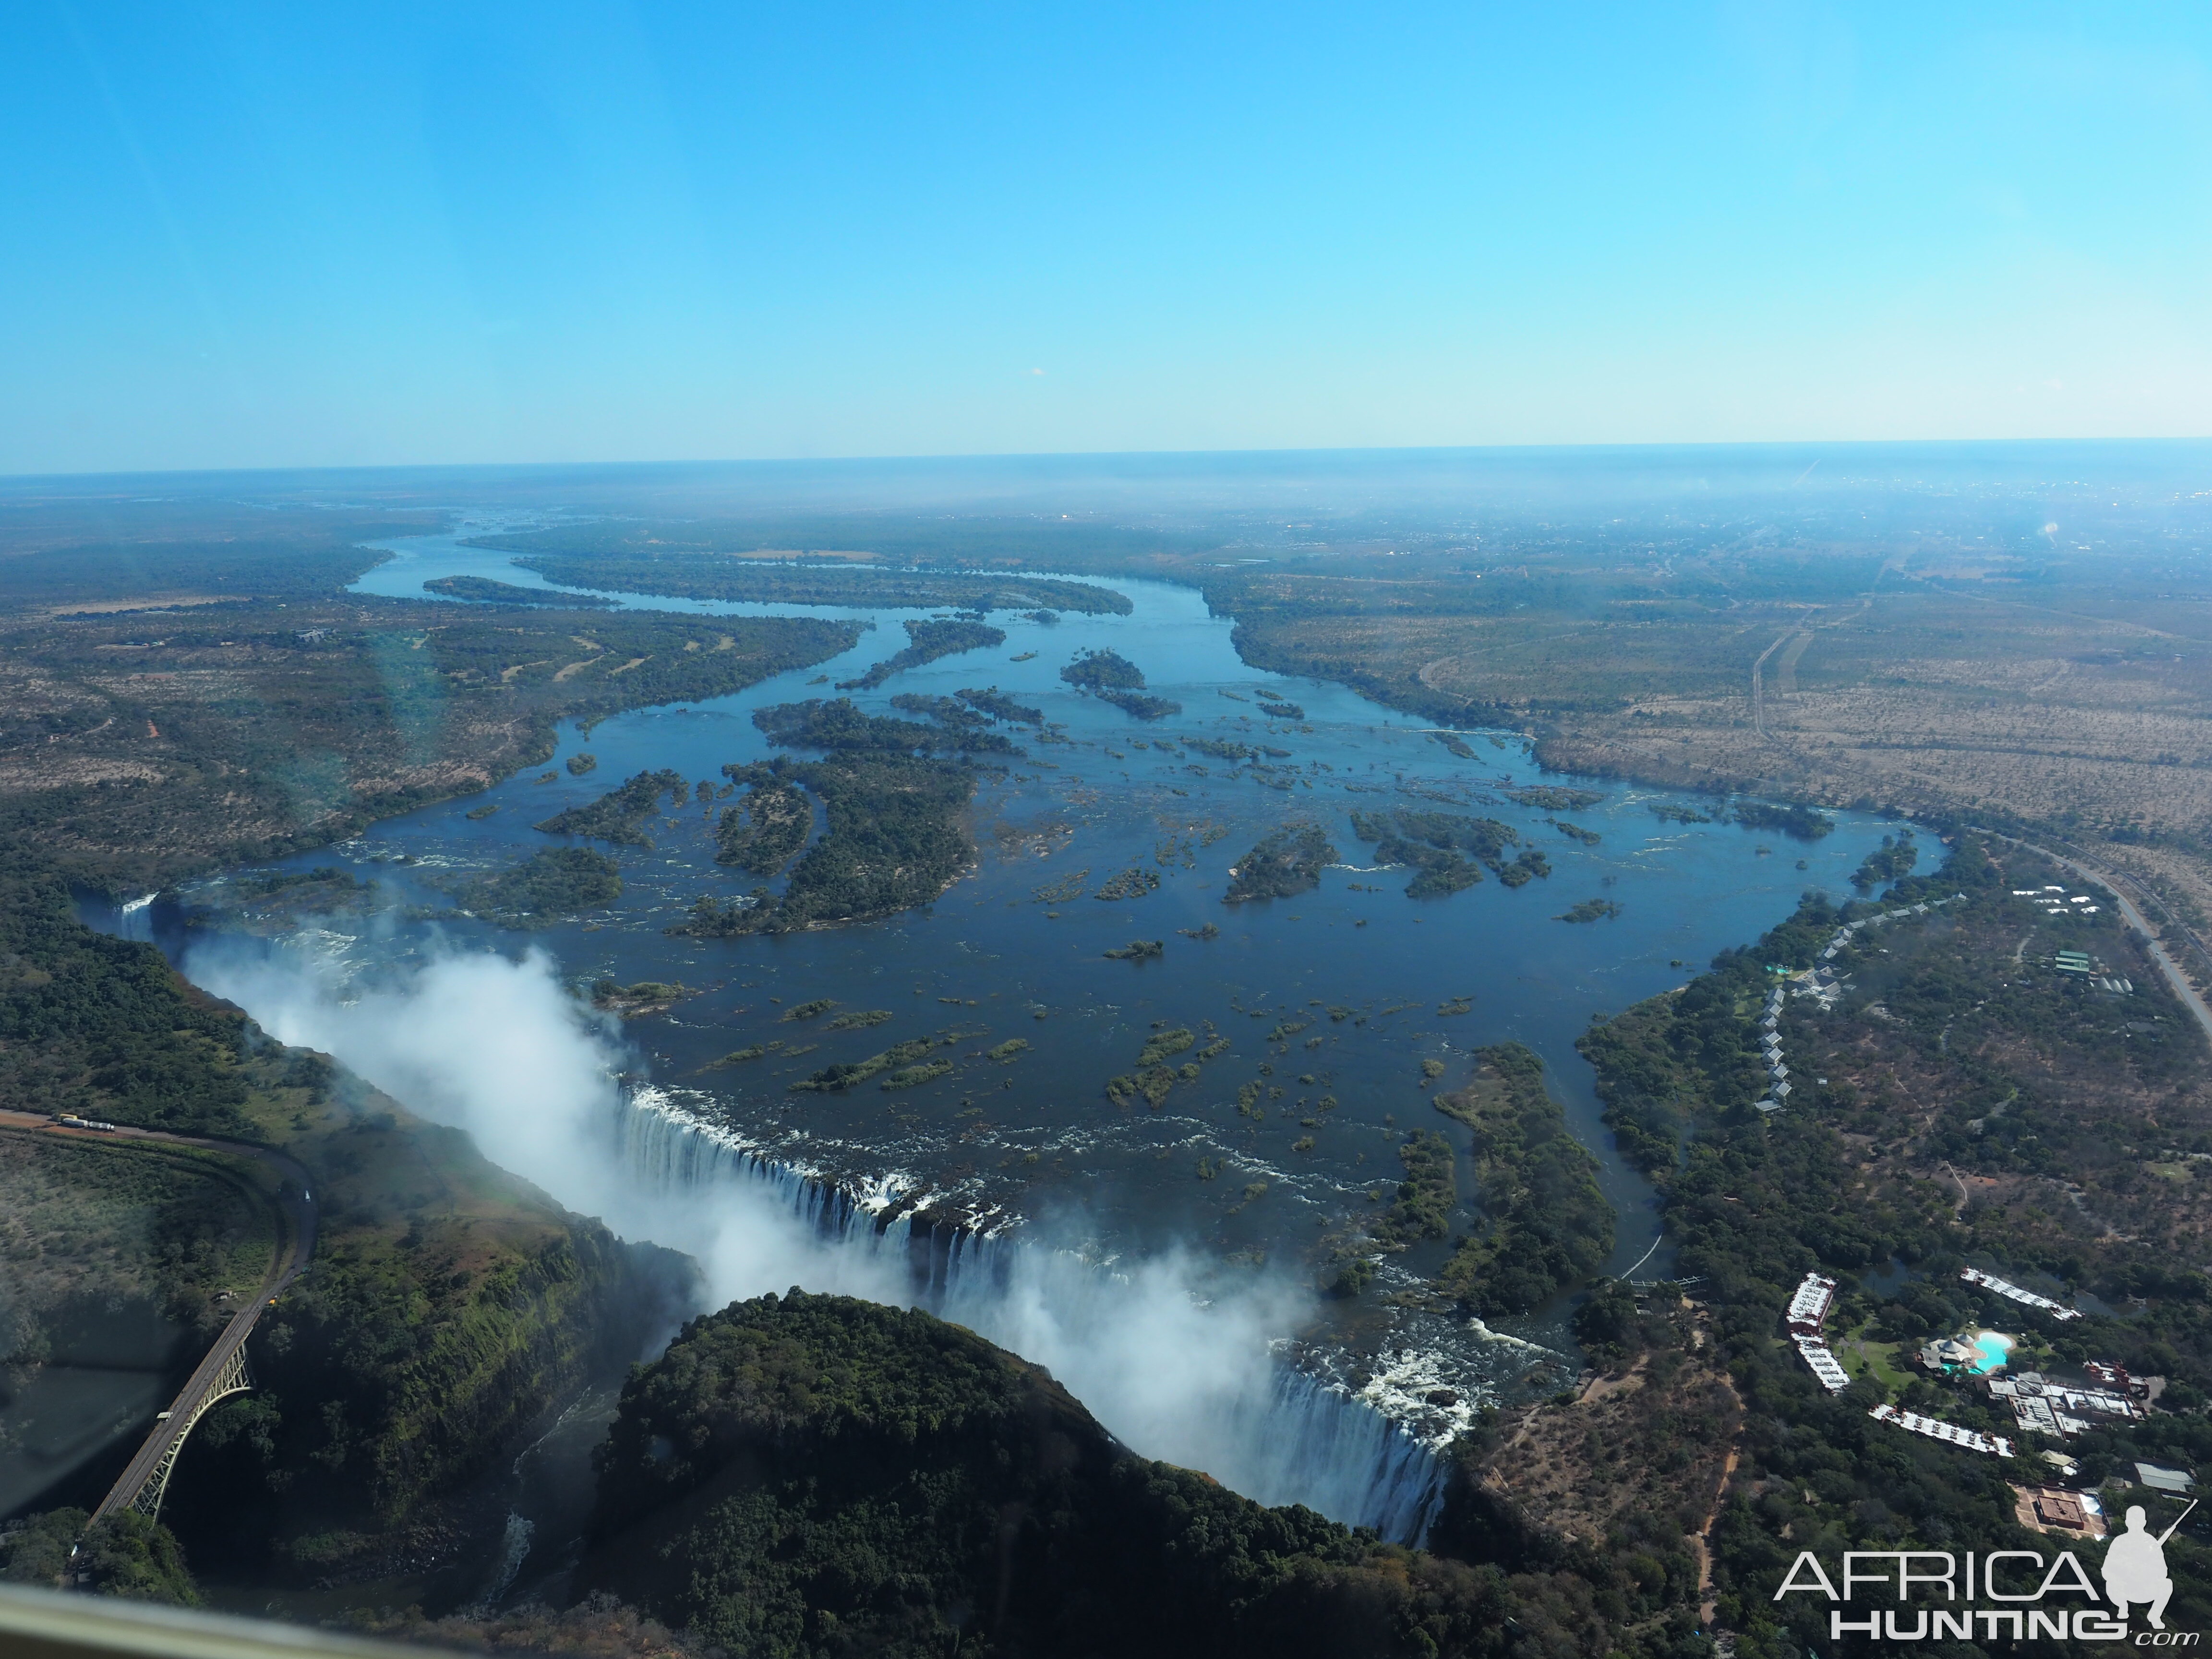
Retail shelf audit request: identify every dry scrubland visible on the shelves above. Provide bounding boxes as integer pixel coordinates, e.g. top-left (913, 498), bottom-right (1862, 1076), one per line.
top-left (0, 602), bottom-right (857, 889)
top-left (1230, 587), bottom-right (2212, 944)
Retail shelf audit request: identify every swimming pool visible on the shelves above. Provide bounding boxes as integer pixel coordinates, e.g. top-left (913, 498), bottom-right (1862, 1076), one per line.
top-left (1970, 1332), bottom-right (2014, 1374)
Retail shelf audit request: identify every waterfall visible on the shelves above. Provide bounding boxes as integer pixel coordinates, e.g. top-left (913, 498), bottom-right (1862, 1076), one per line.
top-left (614, 1087), bottom-right (1447, 1542)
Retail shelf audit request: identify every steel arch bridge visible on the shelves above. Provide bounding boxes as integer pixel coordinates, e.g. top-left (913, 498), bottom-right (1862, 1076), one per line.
top-left (120, 1343), bottom-right (256, 1520)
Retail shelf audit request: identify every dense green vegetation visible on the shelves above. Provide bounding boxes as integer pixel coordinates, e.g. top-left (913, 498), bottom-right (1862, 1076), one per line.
top-left (0, 1507), bottom-right (201, 1603)
top-left (750, 697), bottom-right (1019, 756)
top-left (575, 1291), bottom-right (1520, 1659)
top-left (1370, 1129), bottom-right (1457, 1250)
top-left (1573, 844), bottom-right (2212, 1653)
top-left (954, 685), bottom-right (1042, 723)
top-left (886, 692), bottom-right (987, 729)
top-left (535, 768), bottom-right (688, 846)
top-left (421, 575), bottom-right (617, 608)
top-left (1431, 1043), bottom-right (1614, 1316)
top-left (679, 702), bottom-right (991, 935)
top-left (1726, 800), bottom-right (1832, 839)
top-left (0, 858), bottom-right (256, 1135)
top-left (493, 542), bottom-right (1132, 614)
top-left (836, 618), bottom-right (1005, 690)
top-left (765, 756), bottom-right (974, 929)
top-left (229, 866), bottom-right (376, 903)
top-left (1555, 898), bottom-right (1622, 923)
top-left (1059, 647), bottom-right (1147, 689)
top-left (1223, 823), bottom-right (1334, 903)
top-left (443, 846), bottom-right (623, 927)
top-left (1094, 863), bottom-right (1161, 901)
top-left (1349, 808), bottom-right (1546, 898)
top-left (1185, 734), bottom-right (1292, 762)
top-left (1850, 829), bottom-right (1917, 890)
top-left (1098, 688), bottom-right (1181, 719)
top-left (1501, 787), bottom-right (1603, 811)
top-left (791, 1038), bottom-right (946, 1093)
top-left (714, 781), bottom-right (812, 875)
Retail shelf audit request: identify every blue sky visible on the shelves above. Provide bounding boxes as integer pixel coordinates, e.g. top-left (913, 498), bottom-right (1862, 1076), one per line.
top-left (6, 2), bottom-right (2212, 472)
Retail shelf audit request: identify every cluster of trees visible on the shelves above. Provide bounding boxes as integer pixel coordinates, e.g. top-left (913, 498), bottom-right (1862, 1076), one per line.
top-left (953, 685), bottom-right (1042, 723)
top-left (443, 846), bottom-right (623, 927)
top-left (788, 1036), bottom-right (941, 1092)
top-left (750, 697), bottom-right (1019, 756)
top-left (713, 780), bottom-right (812, 876)
top-left (1058, 648), bottom-right (1181, 719)
top-left (0, 1509), bottom-right (199, 1602)
top-left (573, 1290), bottom-right (1531, 1659)
top-left (836, 618), bottom-right (1006, 690)
top-left (421, 574), bottom-right (616, 608)
top-left (1349, 808), bottom-right (1550, 896)
top-left (1059, 648), bottom-right (1148, 690)
top-left (1223, 823), bottom-right (1334, 903)
top-left (1850, 829), bottom-right (1918, 890)
top-left (886, 692), bottom-right (986, 730)
top-left (1500, 786), bottom-right (1603, 811)
top-left (1186, 734), bottom-right (1292, 762)
top-left (676, 702), bottom-right (998, 936)
top-left (1099, 688), bottom-right (1182, 719)
top-left (1727, 800), bottom-right (1834, 839)
top-left (1370, 1128), bottom-right (1458, 1249)
top-left (0, 858), bottom-right (256, 1136)
top-left (1556, 898), bottom-right (1622, 923)
top-left (534, 768), bottom-right (690, 846)
top-left (1431, 1043), bottom-right (1614, 1315)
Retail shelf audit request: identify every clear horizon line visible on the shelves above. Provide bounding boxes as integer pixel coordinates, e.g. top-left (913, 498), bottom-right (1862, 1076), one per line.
top-left (9, 432), bottom-right (2212, 488)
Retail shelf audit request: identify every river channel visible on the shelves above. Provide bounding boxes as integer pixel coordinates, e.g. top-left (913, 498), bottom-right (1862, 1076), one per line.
top-left (108, 517), bottom-right (1899, 1552)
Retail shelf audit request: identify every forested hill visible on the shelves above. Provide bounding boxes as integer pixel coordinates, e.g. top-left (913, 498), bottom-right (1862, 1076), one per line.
top-left (575, 1290), bottom-right (1519, 1659)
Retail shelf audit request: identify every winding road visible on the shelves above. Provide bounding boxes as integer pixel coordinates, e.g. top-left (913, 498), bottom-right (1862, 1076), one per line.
top-left (0, 1112), bottom-right (318, 1522)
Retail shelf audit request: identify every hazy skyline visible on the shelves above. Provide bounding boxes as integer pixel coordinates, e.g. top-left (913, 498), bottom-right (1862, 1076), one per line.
top-left (8, 2), bottom-right (2212, 475)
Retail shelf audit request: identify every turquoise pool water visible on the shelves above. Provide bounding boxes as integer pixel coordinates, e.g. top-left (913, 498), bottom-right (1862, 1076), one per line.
top-left (1971, 1332), bottom-right (2014, 1374)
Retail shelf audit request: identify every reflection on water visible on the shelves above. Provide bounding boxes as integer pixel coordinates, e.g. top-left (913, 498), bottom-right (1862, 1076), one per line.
top-left (99, 528), bottom-right (1905, 1539)
top-left (1, 1295), bottom-right (196, 1518)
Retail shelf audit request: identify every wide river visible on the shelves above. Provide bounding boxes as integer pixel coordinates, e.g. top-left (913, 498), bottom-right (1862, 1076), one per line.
top-left (113, 517), bottom-right (1899, 1549)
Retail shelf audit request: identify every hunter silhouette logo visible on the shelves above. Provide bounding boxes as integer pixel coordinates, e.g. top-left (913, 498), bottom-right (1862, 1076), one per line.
top-left (2106, 1501), bottom-right (2194, 1631)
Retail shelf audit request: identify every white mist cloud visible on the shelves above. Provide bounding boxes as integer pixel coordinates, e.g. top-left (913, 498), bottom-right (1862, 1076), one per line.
top-left (188, 936), bottom-right (1409, 1527)
top-left (185, 938), bottom-right (905, 1309)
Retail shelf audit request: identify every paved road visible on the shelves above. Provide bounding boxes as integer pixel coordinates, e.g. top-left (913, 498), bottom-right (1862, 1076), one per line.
top-left (0, 1113), bottom-right (318, 1520)
top-left (1974, 831), bottom-right (2212, 1048)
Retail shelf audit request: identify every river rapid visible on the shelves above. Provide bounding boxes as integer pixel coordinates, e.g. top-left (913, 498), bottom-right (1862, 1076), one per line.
top-left (105, 517), bottom-right (1900, 1551)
